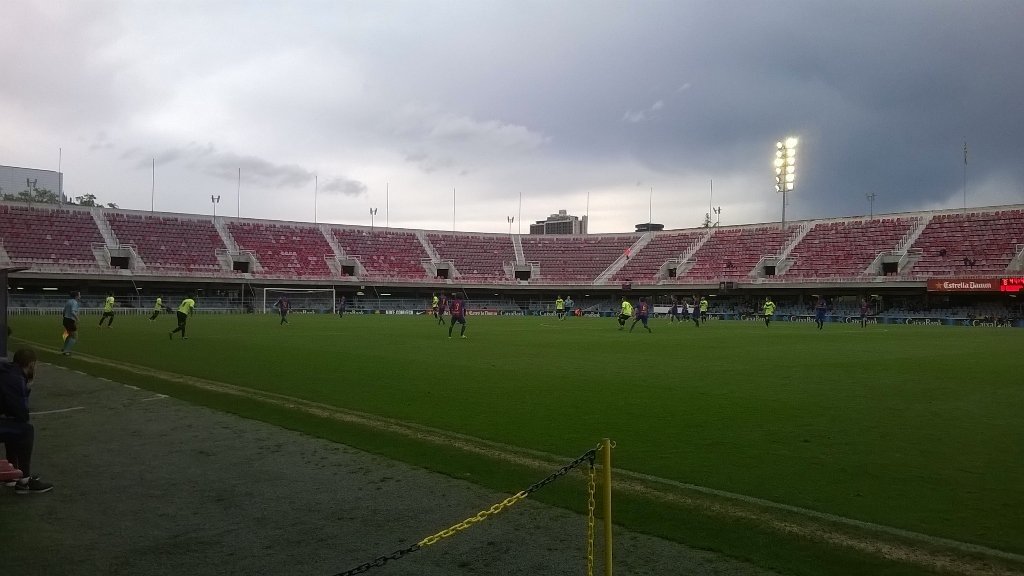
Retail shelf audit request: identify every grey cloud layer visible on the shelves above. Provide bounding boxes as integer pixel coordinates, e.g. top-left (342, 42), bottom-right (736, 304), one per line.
top-left (1, 1), bottom-right (1022, 230)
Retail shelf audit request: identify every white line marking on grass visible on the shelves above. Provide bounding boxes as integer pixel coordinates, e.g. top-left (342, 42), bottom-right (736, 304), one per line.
top-left (141, 394), bottom-right (168, 401)
top-left (620, 469), bottom-right (1024, 565)
top-left (31, 407), bottom-right (85, 415)
top-left (123, 384), bottom-right (139, 390)
top-left (13, 338), bottom-right (1024, 572)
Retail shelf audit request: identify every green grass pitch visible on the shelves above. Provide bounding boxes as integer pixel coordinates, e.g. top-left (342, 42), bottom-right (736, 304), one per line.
top-left (11, 312), bottom-right (1024, 574)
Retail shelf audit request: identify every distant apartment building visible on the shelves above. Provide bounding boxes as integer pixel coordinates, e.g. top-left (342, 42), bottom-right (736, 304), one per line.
top-left (529, 209), bottom-right (588, 235)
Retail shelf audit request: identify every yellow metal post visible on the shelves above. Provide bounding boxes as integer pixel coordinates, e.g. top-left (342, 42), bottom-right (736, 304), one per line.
top-left (602, 438), bottom-right (613, 576)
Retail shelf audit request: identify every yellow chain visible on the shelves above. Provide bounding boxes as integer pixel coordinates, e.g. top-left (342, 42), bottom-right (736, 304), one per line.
top-left (586, 461), bottom-right (597, 576)
top-left (418, 491), bottom-right (528, 547)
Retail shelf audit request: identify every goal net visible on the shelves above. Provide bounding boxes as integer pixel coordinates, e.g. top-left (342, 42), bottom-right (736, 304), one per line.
top-left (261, 287), bottom-right (336, 314)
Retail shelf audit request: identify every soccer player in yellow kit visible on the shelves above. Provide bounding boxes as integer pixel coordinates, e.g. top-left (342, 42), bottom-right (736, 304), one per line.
top-left (169, 295), bottom-right (196, 340)
top-left (148, 296), bottom-right (164, 321)
top-left (763, 297), bottom-right (777, 327)
top-left (617, 296), bottom-right (633, 330)
top-left (99, 293), bottom-right (115, 328)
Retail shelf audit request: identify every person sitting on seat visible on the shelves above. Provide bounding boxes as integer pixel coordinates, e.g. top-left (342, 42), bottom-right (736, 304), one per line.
top-left (0, 348), bottom-right (54, 494)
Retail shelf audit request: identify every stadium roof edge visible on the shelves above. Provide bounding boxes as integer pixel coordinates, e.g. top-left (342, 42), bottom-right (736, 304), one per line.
top-left (2, 199), bottom-right (1024, 238)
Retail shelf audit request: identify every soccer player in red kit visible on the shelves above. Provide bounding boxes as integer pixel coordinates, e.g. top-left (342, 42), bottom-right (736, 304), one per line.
top-left (447, 293), bottom-right (467, 339)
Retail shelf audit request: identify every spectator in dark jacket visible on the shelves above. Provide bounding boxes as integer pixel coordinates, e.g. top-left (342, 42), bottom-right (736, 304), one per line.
top-left (0, 348), bottom-right (54, 494)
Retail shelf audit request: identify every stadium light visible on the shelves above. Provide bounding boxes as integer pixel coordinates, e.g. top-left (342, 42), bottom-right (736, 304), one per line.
top-left (507, 215), bottom-right (514, 235)
top-left (369, 207), bottom-right (378, 233)
top-left (774, 137), bottom-right (797, 229)
top-left (211, 195), bottom-right (221, 218)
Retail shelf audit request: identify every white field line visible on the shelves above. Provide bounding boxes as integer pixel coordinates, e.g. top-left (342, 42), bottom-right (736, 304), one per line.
top-left (23, 340), bottom-right (1024, 573)
top-left (31, 406), bottom-right (86, 415)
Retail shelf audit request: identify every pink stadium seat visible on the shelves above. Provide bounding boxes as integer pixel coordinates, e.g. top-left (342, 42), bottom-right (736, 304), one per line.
top-left (427, 233), bottom-right (514, 282)
top-left (677, 226), bottom-right (796, 281)
top-left (611, 231), bottom-right (705, 283)
top-left (106, 213), bottom-right (226, 272)
top-left (335, 229), bottom-right (430, 279)
top-left (0, 204), bottom-right (104, 268)
top-left (229, 221), bottom-right (335, 278)
top-left (0, 459), bottom-right (24, 482)
top-left (520, 235), bottom-right (637, 283)
top-left (784, 219), bottom-right (913, 278)
top-left (907, 211), bottom-right (1024, 276)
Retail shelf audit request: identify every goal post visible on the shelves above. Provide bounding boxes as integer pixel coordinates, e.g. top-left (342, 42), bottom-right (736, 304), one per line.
top-left (261, 287), bottom-right (336, 314)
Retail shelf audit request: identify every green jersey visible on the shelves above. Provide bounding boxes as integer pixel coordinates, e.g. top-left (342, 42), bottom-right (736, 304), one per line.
top-left (763, 301), bottom-right (776, 315)
top-left (103, 296), bottom-right (115, 313)
top-left (555, 298), bottom-right (565, 310)
top-left (621, 301), bottom-right (633, 316)
top-left (178, 298), bottom-right (196, 316)
top-left (154, 298), bottom-right (163, 311)
top-left (700, 298), bottom-right (708, 312)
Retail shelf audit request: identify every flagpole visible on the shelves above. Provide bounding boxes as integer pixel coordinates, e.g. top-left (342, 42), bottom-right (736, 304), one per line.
top-left (237, 168), bottom-right (241, 218)
top-left (314, 174), bottom-right (318, 223)
top-left (962, 140), bottom-right (968, 214)
top-left (386, 182), bottom-right (390, 229)
top-left (151, 158), bottom-right (155, 212)
top-left (58, 147), bottom-right (63, 206)
top-left (709, 179), bottom-right (713, 222)
top-left (452, 186), bottom-right (456, 232)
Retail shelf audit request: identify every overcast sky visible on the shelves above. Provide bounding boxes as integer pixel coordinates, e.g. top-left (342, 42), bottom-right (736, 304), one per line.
top-left (2, 1), bottom-right (1023, 233)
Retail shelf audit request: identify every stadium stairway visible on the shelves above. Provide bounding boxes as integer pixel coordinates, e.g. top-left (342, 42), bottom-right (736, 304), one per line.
top-left (91, 210), bottom-right (119, 247)
top-left (512, 234), bottom-right (526, 265)
top-left (666, 229), bottom-right (715, 277)
top-left (595, 232), bottom-right (652, 284)
top-left (0, 242), bottom-right (12, 267)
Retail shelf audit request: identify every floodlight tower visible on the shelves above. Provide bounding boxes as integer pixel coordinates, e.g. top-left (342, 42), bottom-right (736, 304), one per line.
top-left (775, 137), bottom-right (797, 230)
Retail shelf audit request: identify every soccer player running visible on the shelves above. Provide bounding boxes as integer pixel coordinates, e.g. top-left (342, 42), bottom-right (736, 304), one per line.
top-left (555, 295), bottom-right (565, 320)
top-left (668, 296), bottom-right (680, 323)
top-left (98, 293), bottom-right (115, 328)
top-left (690, 295), bottom-right (701, 327)
top-left (437, 293), bottom-right (448, 325)
top-left (431, 293), bottom-right (439, 319)
top-left (447, 292), bottom-right (467, 339)
top-left (762, 296), bottom-right (777, 327)
top-left (61, 291), bottom-right (81, 356)
top-left (629, 296), bottom-right (652, 333)
top-left (617, 296), bottom-right (633, 330)
top-left (860, 297), bottom-right (871, 328)
top-left (169, 294), bottom-right (197, 340)
top-left (274, 296), bottom-right (290, 325)
top-left (699, 296), bottom-right (709, 324)
top-left (564, 295), bottom-right (575, 318)
top-left (814, 295), bottom-right (828, 330)
top-left (148, 296), bottom-right (164, 321)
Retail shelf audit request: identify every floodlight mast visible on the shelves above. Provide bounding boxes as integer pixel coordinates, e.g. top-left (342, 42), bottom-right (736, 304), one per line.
top-left (775, 137), bottom-right (797, 230)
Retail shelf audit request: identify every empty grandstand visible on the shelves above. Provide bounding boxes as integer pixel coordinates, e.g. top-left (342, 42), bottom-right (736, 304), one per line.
top-left (3, 201), bottom-right (1023, 299)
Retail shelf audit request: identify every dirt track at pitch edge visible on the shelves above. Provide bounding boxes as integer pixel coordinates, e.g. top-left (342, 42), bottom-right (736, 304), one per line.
top-left (13, 343), bottom-right (1024, 576)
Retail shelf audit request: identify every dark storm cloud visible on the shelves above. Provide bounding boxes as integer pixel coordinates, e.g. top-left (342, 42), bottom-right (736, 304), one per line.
top-left (131, 144), bottom-right (365, 196)
top-left (429, 1), bottom-right (1024, 217)
top-left (3, 1), bottom-right (1022, 229)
